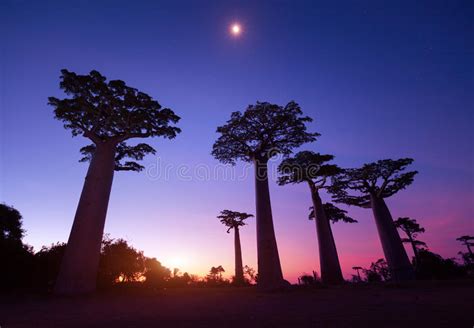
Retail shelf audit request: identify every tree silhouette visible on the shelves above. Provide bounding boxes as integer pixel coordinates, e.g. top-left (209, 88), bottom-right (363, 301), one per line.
top-left (33, 242), bottom-right (67, 290)
top-left (363, 258), bottom-right (391, 282)
top-left (207, 265), bottom-right (225, 283)
top-left (217, 210), bottom-right (253, 285)
top-left (0, 204), bottom-right (33, 289)
top-left (330, 158), bottom-right (417, 282)
top-left (243, 265), bottom-right (257, 284)
top-left (456, 235), bottom-right (474, 256)
top-left (394, 217), bottom-right (427, 267)
top-left (98, 237), bottom-right (145, 286)
top-left (278, 151), bottom-right (351, 284)
top-left (212, 101), bottom-right (318, 289)
top-left (352, 266), bottom-right (363, 282)
top-left (143, 258), bottom-right (171, 287)
top-left (49, 70), bottom-right (180, 294)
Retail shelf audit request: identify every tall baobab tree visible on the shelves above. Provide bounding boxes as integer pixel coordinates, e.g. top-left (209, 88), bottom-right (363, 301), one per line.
top-left (278, 151), bottom-right (355, 284)
top-left (394, 217), bottom-right (427, 267)
top-left (456, 235), bottom-right (474, 255)
top-left (330, 158), bottom-right (417, 282)
top-left (212, 102), bottom-right (318, 289)
top-left (217, 210), bottom-right (253, 285)
top-left (49, 70), bottom-right (180, 294)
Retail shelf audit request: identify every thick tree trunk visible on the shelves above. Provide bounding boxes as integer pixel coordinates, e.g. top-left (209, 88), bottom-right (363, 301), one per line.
top-left (370, 194), bottom-right (415, 282)
top-left (309, 184), bottom-right (344, 284)
top-left (234, 227), bottom-right (244, 285)
top-left (54, 143), bottom-right (116, 295)
top-left (254, 157), bottom-right (285, 289)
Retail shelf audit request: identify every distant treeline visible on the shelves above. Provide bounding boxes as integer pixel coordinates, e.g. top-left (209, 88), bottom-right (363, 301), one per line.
top-left (1, 203), bottom-right (473, 292)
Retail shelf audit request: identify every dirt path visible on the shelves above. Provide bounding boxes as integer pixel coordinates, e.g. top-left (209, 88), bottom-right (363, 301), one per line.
top-left (1, 282), bottom-right (473, 327)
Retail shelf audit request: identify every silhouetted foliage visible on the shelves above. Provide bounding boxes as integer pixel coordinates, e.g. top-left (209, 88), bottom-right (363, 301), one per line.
top-left (212, 102), bottom-right (319, 164)
top-left (0, 203), bottom-right (25, 242)
top-left (98, 237), bottom-right (145, 287)
top-left (416, 249), bottom-right (467, 280)
top-left (394, 217), bottom-right (427, 267)
top-left (243, 265), bottom-right (257, 284)
top-left (298, 271), bottom-right (321, 286)
top-left (330, 158), bottom-right (417, 207)
top-left (363, 259), bottom-right (391, 282)
top-left (278, 151), bottom-right (340, 186)
top-left (352, 266), bottom-right (364, 282)
top-left (0, 204), bottom-right (34, 290)
top-left (49, 69), bottom-right (181, 168)
top-left (206, 266), bottom-right (228, 285)
top-left (79, 142), bottom-right (157, 172)
top-left (143, 258), bottom-right (171, 287)
top-left (218, 210), bottom-right (253, 233)
top-left (33, 243), bottom-right (67, 290)
top-left (457, 235), bottom-right (474, 255)
top-left (309, 203), bottom-right (358, 223)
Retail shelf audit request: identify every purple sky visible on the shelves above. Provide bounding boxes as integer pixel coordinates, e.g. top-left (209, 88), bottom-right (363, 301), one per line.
top-left (1, 0), bottom-right (473, 281)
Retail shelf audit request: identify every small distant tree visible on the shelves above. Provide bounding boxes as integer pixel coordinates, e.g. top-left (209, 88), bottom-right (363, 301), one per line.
top-left (213, 101), bottom-right (318, 289)
top-left (330, 158), bottom-right (417, 282)
top-left (352, 266), bottom-right (363, 282)
top-left (394, 217), bottom-right (427, 267)
top-left (49, 70), bottom-right (180, 294)
top-left (298, 274), bottom-right (316, 286)
top-left (218, 210), bottom-right (253, 285)
top-left (207, 265), bottom-right (226, 284)
top-left (278, 151), bottom-right (354, 284)
top-left (363, 259), bottom-right (390, 282)
top-left (457, 235), bottom-right (474, 256)
top-left (243, 265), bottom-right (257, 284)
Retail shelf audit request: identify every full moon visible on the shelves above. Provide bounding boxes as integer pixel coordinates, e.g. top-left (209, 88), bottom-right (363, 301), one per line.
top-left (231, 23), bottom-right (241, 35)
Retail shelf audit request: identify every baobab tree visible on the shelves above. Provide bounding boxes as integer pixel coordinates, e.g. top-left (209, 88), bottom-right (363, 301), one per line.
top-left (212, 101), bottom-right (318, 289)
top-left (456, 235), bottom-right (474, 255)
top-left (49, 69), bottom-right (180, 294)
top-left (394, 217), bottom-right (427, 267)
top-left (330, 158), bottom-right (417, 282)
top-left (217, 210), bottom-right (253, 285)
top-left (352, 266), bottom-right (363, 282)
top-left (278, 151), bottom-right (355, 284)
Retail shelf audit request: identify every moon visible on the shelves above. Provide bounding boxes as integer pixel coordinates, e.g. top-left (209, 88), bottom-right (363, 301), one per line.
top-left (231, 23), bottom-right (241, 35)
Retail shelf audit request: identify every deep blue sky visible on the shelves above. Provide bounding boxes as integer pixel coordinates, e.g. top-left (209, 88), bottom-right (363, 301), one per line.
top-left (1, 0), bottom-right (473, 280)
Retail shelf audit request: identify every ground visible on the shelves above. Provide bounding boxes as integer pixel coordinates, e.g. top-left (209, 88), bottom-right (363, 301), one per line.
top-left (1, 281), bottom-right (473, 327)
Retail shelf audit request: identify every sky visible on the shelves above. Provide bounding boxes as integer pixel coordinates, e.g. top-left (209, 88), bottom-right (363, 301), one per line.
top-left (1, 0), bottom-right (473, 282)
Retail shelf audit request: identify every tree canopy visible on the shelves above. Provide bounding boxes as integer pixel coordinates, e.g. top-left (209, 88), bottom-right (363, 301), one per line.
top-left (212, 101), bottom-right (319, 164)
top-left (48, 69), bottom-right (181, 171)
top-left (0, 203), bottom-right (25, 243)
top-left (217, 210), bottom-right (253, 233)
top-left (308, 203), bottom-right (358, 224)
top-left (394, 217), bottom-right (427, 248)
top-left (330, 158), bottom-right (418, 207)
top-left (277, 151), bottom-right (341, 187)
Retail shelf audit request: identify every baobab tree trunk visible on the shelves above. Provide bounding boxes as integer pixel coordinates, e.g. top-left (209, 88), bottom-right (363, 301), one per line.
top-left (234, 227), bottom-right (244, 285)
top-left (254, 157), bottom-right (285, 289)
top-left (370, 194), bottom-right (415, 282)
top-left (309, 185), bottom-right (344, 284)
top-left (54, 143), bottom-right (116, 295)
